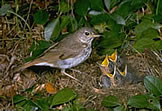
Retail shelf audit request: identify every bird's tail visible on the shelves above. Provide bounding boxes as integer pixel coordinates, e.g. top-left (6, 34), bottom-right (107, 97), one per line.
top-left (14, 59), bottom-right (42, 72)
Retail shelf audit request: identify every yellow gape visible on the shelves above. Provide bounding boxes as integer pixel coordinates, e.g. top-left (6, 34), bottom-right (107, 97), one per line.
top-left (108, 50), bottom-right (117, 63)
top-left (119, 65), bottom-right (127, 77)
top-left (101, 55), bottom-right (109, 67)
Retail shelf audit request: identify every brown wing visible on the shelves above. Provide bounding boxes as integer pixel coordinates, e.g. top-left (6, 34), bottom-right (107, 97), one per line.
top-left (38, 49), bottom-right (78, 63)
top-left (17, 39), bottom-right (84, 71)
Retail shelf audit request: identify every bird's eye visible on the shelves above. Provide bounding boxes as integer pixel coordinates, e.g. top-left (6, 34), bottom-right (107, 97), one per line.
top-left (85, 31), bottom-right (90, 36)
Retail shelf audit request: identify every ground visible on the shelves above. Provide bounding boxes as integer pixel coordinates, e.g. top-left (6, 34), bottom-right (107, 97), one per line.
top-left (0, 23), bottom-right (161, 110)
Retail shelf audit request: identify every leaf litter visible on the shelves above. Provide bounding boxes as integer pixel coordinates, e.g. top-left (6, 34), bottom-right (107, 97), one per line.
top-left (0, 16), bottom-right (162, 111)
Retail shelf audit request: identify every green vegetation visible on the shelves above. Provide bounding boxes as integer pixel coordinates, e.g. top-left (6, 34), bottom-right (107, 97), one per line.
top-left (13, 76), bottom-right (162, 110)
top-left (102, 76), bottom-right (162, 111)
top-left (0, 0), bottom-right (161, 57)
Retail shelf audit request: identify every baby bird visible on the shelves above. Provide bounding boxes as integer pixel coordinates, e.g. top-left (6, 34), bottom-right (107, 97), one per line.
top-left (99, 50), bottom-right (142, 88)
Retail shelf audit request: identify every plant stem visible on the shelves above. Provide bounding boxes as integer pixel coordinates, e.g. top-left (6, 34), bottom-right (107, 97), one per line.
top-left (156, 0), bottom-right (160, 15)
top-left (8, 10), bottom-right (31, 31)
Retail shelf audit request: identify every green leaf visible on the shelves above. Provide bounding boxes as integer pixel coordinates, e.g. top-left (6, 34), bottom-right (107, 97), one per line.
top-left (96, 17), bottom-right (124, 55)
top-left (51, 88), bottom-right (77, 106)
top-left (104, 0), bottom-right (110, 11)
top-left (109, 0), bottom-right (120, 10)
top-left (25, 40), bottom-right (52, 62)
top-left (21, 100), bottom-right (38, 111)
top-left (74, 0), bottom-right (90, 16)
top-left (102, 96), bottom-right (121, 107)
top-left (0, 4), bottom-right (11, 16)
top-left (135, 20), bottom-right (155, 38)
top-left (114, 1), bottom-right (131, 18)
top-left (24, 85), bottom-right (35, 93)
top-left (62, 103), bottom-right (89, 111)
top-left (130, 0), bottom-right (147, 10)
top-left (128, 95), bottom-right (148, 108)
top-left (60, 16), bottom-right (78, 33)
top-left (60, 16), bottom-right (71, 29)
top-left (94, 22), bottom-right (108, 33)
top-left (59, 1), bottom-right (71, 13)
top-left (153, 14), bottom-right (162, 23)
top-left (13, 95), bottom-right (26, 104)
top-left (111, 13), bottom-right (126, 25)
top-left (97, 48), bottom-right (115, 56)
top-left (88, 10), bottom-right (104, 16)
top-left (114, 0), bottom-right (146, 18)
top-left (133, 28), bottom-right (160, 52)
top-left (77, 17), bottom-right (87, 28)
top-left (68, 17), bottom-right (78, 32)
top-left (155, 40), bottom-right (162, 49)
top-left (133, 39), bottom-right (161, 52)
top-left (131, 0), bottom-right (146, 6)
top-left (100, 36), bottom-right (122, 49)
top-left (90, 14), bottom-right (110, 25)
top-left (138, 28), bottom-right (159, 39)
top-left (106, 18), bottom-right (122, 32)
top-left (144, 76), bottom-right (162, 97)
top-left (133, 38), bottom-right (154, 52)
top-left (61, 103), bottom-right (91, 111)
top-left (44, 17), bottom-right (60, 41)
top-left (89, 0), bottom-right (104, 11)
top-left (128, 94), bottom-right (161, 110)
top-left (34, 10), bottom-right (49, 25)
top-left (125, 13), bottom-right (137, 29)
top-left (99, 31), bottom-right (124, 49)
top-left (113, 105), bottom-right (125, 111)
top-left (14, 99), bottom-right (38, 111)
top-left (34, 98), bottom-right (50, 111)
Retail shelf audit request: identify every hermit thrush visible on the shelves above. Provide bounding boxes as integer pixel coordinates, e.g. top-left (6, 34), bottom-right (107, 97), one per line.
top-left (17, 27), bottom-right (100, 80)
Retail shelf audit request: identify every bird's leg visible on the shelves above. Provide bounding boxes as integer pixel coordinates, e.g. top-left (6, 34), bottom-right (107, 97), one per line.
top-left (61, 69), bottom-right (80, 82)
top-left (110, 77), bottom-right (116, 87)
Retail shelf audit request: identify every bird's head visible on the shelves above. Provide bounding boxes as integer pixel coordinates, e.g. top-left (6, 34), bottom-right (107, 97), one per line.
top-left (75, 27), bottom-right (101, 44)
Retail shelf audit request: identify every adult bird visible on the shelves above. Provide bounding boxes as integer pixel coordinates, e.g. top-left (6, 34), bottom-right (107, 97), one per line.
top-left (16, 27), bottom-right (100, 81)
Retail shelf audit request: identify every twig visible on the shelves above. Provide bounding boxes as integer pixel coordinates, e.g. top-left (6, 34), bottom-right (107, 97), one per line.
top-left (8, 10), bottom-right (31, 31)
top-left (152, 50), bottom-right (162, 62)
top-left (23, 0), bottom-right (33, 30)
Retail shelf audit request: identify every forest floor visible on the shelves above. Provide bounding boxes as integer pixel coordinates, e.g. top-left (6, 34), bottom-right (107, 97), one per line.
top-left (0, 24), bottom-right (162, 110)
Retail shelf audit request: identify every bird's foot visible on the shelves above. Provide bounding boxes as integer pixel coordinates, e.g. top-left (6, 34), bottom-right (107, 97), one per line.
top-left (61, 69), bottom-right (80, 82)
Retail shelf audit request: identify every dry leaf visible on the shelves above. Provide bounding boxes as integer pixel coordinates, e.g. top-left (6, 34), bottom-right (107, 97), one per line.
top-left (45, 82), bottom-right (57, 94)
top-left (34, 84), bottom-right (45, 93)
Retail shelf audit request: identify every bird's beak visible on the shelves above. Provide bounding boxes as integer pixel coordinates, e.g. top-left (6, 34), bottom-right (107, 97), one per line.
top-left (89, 34), bottom-right (101, 38)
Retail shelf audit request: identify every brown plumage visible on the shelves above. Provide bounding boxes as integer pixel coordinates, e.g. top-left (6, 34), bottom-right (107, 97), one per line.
top-left (15, 27), bottom-right (100, 81)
